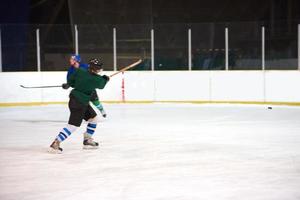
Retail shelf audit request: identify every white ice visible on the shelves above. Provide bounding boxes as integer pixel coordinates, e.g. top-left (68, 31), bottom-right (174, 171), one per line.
top-left (0, 103), bottom-right (300, 200)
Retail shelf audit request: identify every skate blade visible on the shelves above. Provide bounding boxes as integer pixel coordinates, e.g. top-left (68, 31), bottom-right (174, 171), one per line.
top-left (48, 147), bottom-right (63, 154)
top-left (83, 145), bottom-right (99, 150)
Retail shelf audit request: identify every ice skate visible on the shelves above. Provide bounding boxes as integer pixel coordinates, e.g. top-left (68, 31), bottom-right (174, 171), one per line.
top-left (83, 137), bottom-right (99, 149)
top-left (48, 139), bottom-right (63, 154)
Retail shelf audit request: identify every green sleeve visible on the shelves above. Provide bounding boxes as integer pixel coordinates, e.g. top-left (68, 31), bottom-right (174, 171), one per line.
top-left (96, 76), bottom-right (108, 89)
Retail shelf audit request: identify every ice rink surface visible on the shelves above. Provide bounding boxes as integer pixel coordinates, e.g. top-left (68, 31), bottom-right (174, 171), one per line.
top-left (0, 103), bottom-right (300, 200)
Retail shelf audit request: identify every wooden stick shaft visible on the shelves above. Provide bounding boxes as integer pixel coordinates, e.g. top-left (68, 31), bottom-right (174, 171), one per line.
top-left (110, 59), bottom-right (142, 77)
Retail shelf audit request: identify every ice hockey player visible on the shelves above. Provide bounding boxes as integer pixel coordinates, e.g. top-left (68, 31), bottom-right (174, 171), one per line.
top-left (63, 54), bottom-right (107, 118)
top-left (49, 58), bottom-right (110, 153)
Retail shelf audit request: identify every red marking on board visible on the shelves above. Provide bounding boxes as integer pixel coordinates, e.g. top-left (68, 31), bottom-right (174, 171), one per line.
top-left (121, 72), bottom-right (125, 102)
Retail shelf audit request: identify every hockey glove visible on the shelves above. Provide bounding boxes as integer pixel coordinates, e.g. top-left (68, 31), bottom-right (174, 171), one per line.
top-left (102, 75), bottom-right (110, 81)
top-left (62, 83), bottom-right (70, 89)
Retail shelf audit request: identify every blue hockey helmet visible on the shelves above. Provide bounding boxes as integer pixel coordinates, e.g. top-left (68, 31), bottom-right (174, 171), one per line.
top-left (70, 54), bottom-right (81, 63)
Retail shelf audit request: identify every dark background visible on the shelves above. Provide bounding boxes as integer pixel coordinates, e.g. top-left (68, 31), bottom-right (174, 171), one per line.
top-left (1, 0), bottom-right (299, 25)
top-left (0, 0), bottom-right (299, 71)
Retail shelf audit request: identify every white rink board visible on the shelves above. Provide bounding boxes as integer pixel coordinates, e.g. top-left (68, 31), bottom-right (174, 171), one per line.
top-left (210, 71), bottom-right (265, 102)
top-left (265, 71), bottom-right (300, 102)
top-left (99, 73), bottom-right (123, 101)
top-left (40, 72), bottom-right (69, 102)
top-left (1, 71), bottom-right (300, 103)
top-left (154, 71), bottom-right (211, 101)
top-left (123, 71), bottom-right (156, 101)
top-left (1, 72), bottom-right (45, 103)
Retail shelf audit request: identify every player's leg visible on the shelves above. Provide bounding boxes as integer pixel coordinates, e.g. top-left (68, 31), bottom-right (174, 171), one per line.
top-left (96, 101), bottom-right (107, 118)
top-left (91, 90), bottom-right (107, 118)
top-left (49, 95), bottom-right (86, 153)
top-left (82, 105), bottom-right (99, 149)
top-left (49, 124), bottom-right (77, 153)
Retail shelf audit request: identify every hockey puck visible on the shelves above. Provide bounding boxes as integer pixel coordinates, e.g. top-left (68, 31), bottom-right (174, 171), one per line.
top-left (268, 107), bottom-right (272, 109)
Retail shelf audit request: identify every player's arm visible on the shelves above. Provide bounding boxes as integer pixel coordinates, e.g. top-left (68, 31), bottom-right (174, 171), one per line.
top-left (90, 92), bottom-right (107, 117)
top-left (90, 91), bottom-right (101, 107)
top-left (96, 75), bottom-right (109, 89)
top-left (62, 67), bottom-right (73, 89)
top-left (67, 69), bottom-right (78, 88)
top-left (66, 68), bottom-right (72, 81)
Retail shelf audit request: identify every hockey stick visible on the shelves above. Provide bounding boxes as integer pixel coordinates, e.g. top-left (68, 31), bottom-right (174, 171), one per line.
top-left (109, 59), bottom-right (142, 77)
top-left (20, 85), bottom-right (61, 89)
top-left (20, 59), bottom-right (142, 88)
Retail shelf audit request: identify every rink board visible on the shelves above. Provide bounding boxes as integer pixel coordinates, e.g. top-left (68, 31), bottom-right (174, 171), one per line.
top-left (0, 71), bottom-right (300, 105)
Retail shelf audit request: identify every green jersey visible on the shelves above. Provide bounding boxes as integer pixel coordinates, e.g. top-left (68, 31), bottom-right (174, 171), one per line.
top-left (67, 68), bottom-right (108, 105)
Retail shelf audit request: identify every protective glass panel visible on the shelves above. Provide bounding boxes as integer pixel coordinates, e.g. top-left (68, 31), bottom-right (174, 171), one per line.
top-left (78, 24), bottom-right (114, 71)
top-left (116, 24), bottom-right (151, 71)
top-left (39, 24), bottom-right (73, 71)
top-left (265, 20), bottom-right (298, 70)
top-left (1, 24), bottom-right (37, 71)
top-left (154, 24), bottom-right (188, 70)
top-left (191, 23), bottom-right (226, 70)
top-left (227, 22), bottom-right (261, 70)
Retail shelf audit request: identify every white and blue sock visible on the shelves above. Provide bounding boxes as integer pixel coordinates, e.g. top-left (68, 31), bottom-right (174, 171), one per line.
top-left (56, 124), bottom-right (77, 142)
top-left (85, 122), bottom-right (97, 138)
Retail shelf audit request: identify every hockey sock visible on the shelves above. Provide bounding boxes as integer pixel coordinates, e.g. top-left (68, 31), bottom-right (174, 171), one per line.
top-left (85, 122), bottom-right (97, 138)
top-left (56, 124), bottom-right (77, 142)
